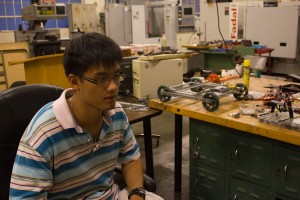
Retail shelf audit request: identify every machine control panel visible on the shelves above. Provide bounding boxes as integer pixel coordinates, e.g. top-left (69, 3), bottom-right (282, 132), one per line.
top-left (22, 3), bottom-right (67, 20)
top-left (176, 5), bottom-right (195, 32)
top-left (177, 6), bottom-right (194, 26)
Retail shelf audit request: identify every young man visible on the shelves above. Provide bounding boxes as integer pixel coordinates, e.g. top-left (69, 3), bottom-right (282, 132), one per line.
top-left (10, 32), bottom-right (163, 200)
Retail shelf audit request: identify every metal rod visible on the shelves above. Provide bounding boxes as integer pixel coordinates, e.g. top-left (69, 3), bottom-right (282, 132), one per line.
top-left (118, 101), bottom-right (147, 107)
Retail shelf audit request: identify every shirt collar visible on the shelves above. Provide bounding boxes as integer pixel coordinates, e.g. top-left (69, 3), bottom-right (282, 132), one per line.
top-left (53, 89), bottom-right (117, 133)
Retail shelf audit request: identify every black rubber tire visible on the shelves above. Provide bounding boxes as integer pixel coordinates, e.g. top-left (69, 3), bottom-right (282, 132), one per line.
top-left (190, 78), bottom-right (203, 92)
top-left (202, 92), bottom-right (219, 112)
top-left (233, 83), bottom-right (248, 100)
top-left (157, 86), bottom-right (172, 102)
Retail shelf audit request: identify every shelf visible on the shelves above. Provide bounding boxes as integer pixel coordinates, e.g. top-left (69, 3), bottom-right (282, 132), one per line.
top-left (137, 53), bottom-right (194, 61)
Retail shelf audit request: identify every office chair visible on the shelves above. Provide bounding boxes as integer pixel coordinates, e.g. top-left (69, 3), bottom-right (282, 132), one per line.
top-left (0, 84), bottom-right (156, 199)
top-left (9, 80), bottom-right (26, 88)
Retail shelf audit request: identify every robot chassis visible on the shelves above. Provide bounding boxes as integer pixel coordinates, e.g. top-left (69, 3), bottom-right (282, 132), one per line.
top-left (157, 78), bottom-right (248, 112)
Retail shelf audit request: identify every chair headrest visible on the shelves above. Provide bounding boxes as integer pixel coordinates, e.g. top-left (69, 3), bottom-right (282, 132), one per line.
top-left (0, 84), bottom-right (64, 144)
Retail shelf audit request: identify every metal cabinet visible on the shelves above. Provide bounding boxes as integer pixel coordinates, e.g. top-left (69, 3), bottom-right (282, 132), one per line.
top-left (189, 118), bottom-right (300, 200)
top-left (132, 59), bottom-right (183, 99)
top-left (68, 4), bottom-right (99, 37)
top-left (229, 177), bottom-right (271, 200)
top-left (189, 119), bottom-right (227, 200)
top-left (271, 145), bottom-right (300, 200)
top-left (190, 165), bottom-right (225, 200)
top-left (227, 133), bottom-right (272, 187)
top-left (190, 119), bottom-right (226, 170)
top-left (245, 6), bottom-right (299, 59)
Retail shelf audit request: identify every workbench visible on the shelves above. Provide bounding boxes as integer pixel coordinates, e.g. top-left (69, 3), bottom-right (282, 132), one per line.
top-left (148, 77), bottom-right (300, 199)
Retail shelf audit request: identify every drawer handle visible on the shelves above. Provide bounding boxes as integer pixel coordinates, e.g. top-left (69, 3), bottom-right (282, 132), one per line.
top-left (284, 164), bottom-right (288, 181)
top-left (235, 149), bottom-right (239, 158)
top-left (193, 151), bottom-right (199, 159)
top-left (193, 137), bottom-right (200, 159)
top-left (193, 178), bottom-right (199, 191)
top-left (234, 194), bottom-right (238, 200)
top-left (231, 149), bottom-right (239, 161)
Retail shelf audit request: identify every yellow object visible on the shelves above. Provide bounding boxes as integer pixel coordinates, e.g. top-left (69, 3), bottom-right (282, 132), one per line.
top-left (244, 59), bottom-right (250, 66)
top-left (243, 59), bottom-right (250, 87)
top-left (9, 54), bottom-right (69, 89)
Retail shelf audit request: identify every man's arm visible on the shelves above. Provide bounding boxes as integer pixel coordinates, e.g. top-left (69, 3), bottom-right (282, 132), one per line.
top-left (10, 143), bottom-right (52, 199)
top-left (122, 157), bottom-right (145, 200)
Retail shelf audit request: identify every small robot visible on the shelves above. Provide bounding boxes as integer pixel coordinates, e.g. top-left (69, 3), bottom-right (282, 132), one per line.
top-left (157, 78), bottom-right (248, 112)
top-left (263, 85), bottom-right (295, 118)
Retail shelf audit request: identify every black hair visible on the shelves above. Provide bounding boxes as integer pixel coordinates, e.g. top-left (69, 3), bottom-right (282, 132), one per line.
top-left (63, 32), bottom-right (123, 77)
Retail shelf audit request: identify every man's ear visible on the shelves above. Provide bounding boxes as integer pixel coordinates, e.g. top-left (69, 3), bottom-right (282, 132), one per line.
top-left (68, 74), bottom-right (79, 89)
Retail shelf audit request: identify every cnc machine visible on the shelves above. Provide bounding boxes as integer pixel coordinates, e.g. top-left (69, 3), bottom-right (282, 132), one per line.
top-left (15, 0), bottom-right (67, 57)
top-left (105, 1), bottom-right (196, 49)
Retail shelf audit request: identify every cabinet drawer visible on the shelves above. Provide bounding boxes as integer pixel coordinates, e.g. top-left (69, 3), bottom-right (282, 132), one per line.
top-left (190, 165), bottom-right (225, 200)
top-left (272, 145), bottom-right (300, 199)
top-left (190, 119), bottom-right (226, 170)
top-left (227, 133), bottom-right (272, 187)
top-left (272, 194), bottom-right (296, 200)
top-left (229, 177), bottom-right (271, 200)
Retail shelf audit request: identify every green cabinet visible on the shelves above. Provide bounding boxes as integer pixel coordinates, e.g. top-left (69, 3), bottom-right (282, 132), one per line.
top-left (189, 119), bottom-right (226, 200)
top-left (190, 120), bottom-right (226, 170)
top-left (229, 177), bottom-right (271, 200)
top-left (271, 146), bottom-right (300, 200)
top-left (227, 133), bottom-right (272, 187)
top-left (190, 166), bottom-right (225, 200)
top-left (189, 118), bottom-right (300, 200)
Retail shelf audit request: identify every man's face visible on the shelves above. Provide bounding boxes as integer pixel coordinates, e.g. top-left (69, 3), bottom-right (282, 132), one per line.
top-left (77, 64), bottom-right (121, 112)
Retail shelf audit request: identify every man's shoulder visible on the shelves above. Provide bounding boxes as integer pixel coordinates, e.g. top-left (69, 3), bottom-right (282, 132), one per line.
top-left (22, 102), bottom-right (61, 143)
top-left (31, 102), bottom-right (57, 126)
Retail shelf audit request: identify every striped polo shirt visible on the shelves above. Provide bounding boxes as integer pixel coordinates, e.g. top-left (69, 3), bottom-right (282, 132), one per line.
top-left (10, 89), bottom-right (140, 199)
